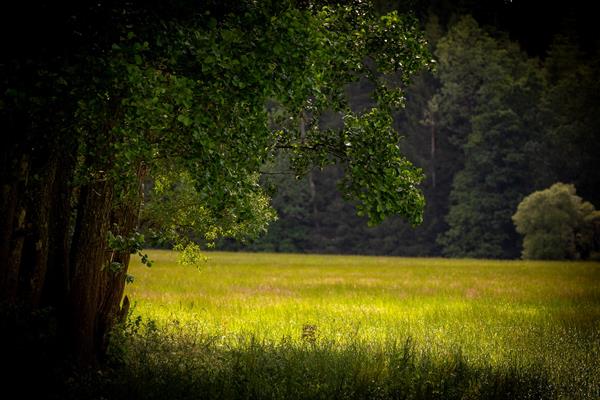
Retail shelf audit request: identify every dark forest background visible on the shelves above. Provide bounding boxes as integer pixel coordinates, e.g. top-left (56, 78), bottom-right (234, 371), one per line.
top-left (218, 0), bottom-right (600, 258)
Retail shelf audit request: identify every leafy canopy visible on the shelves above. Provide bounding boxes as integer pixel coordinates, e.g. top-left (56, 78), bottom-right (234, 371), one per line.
top-left (512, 183), bottom-right (600, 260)
top-left (109, 1), bottom-right (433, 248)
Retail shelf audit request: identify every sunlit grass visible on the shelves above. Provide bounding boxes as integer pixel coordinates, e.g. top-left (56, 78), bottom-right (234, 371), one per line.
top-left (123, 250), bottom-right (600, 398)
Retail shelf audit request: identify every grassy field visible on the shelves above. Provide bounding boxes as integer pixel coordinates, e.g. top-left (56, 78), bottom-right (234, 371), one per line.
top-left (106, 250), bottom-right (600, 399)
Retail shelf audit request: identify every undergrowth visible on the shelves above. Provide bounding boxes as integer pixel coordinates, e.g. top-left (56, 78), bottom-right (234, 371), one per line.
top-left (61, 317), bottom-right (561, 400)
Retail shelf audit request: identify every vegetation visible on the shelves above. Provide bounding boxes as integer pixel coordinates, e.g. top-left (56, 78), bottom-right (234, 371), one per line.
top-left (2, 0), bottom-right (599, 397)
top-left (1, 0), bottom-right (429, 363)
top-left (434, 16), bottom-right (542, 259)
top-left (513, 183), bottom-right (600, 260)
top-left (219, 3), bottom-right (600, 259)
top-left (62, 250), bottom-right (600, 399)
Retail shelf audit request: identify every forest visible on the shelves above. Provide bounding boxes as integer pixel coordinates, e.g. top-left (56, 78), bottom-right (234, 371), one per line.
top-left (217, 0), bottom-right (600, 259)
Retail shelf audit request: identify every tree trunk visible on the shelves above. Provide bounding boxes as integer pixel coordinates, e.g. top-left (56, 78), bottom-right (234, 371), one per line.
top-left (299, 113), bottom-right (320, 230)
top-left (67, 180), bottom-right (114, 364)
top-left (0, 154), bottom-right (30, 303)
top-left (97, 165), bottom-right (146, 358)
top-left (19, 155), bottom-right (58, 308)
top-left (308, 170), bottom-right (320, 230)
top-left (430, 121), bottom-right (436, 189)
top-left (42, 152), bottom-right (76, 312)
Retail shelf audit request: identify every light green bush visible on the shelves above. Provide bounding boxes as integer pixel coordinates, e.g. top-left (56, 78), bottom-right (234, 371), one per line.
top-left (513, 183), bottom-right (599, 259)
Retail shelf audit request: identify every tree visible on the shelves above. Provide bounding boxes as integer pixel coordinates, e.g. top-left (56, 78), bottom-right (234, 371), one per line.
top-left (512, 183), bottom-right (600, 260)
top-left (537, 34), bottom-right (600, 207)
top-left (435, 16), bottom-right (543, 258)
top-left (219, 13), bottom-right (447, 257)
top-left (1, 0), bottom-right (430, 364)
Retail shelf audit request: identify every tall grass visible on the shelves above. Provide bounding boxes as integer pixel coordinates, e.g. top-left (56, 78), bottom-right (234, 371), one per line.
top-left (73, 251), bottom-right (600, 399)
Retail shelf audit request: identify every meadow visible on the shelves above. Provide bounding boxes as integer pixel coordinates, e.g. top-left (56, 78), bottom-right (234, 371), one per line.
top-left (92, 250), bottom-right (600, 399)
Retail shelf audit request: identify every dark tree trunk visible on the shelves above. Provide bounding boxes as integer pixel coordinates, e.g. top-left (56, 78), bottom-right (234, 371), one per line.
top-left (0, 154), bottom-right (30, 303)
top-left (308, 170), bottom-right (320, 230)
top-left (299, 113), bottom-right (320, 231)
top-left (1, 109), bottom-right (144, 365)
top-left (430, 121), bottom-right (436, 189)
top-left (42, 152), bottom-right (76, 312)
top-left (97, 165), bottom-right (146, 358)
top-left (19, 155), bottom-right (58, 308)
top-left (0, 155), bottom-right (17, 280)
top-left (67, 180), bottom-right (114, 364)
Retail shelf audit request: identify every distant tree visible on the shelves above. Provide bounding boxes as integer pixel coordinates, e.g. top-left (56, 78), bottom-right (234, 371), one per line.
top-left (435, 16), bottom-right (543, 258)
top-left (537, 34), bottom-right (600, 207)
top-left (512, 183), bottom-right (600, 260)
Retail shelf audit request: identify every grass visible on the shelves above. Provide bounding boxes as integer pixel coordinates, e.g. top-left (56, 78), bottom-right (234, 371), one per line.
top-left (91, 250), bottom-right (600, 399)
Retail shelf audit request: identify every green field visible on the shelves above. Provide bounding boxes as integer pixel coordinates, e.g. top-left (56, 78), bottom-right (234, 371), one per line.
top-left (113, 250), bottom-right (600, 399)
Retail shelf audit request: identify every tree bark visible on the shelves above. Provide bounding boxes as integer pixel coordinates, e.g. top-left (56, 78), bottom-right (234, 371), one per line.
top-left (19, 155), bottom-right (58, 308)
top-left (0, 154), bottom-right (30, 303)
top-left (430, 121), bottom-right (436, 189)
top-left (67, 180), bottom-right (114, 364)
top-left (97, 165), bottom-right (146, 358)
top-left (0, 175), bottom-right (18, 299)
top-left (308, 170), bottom-right (320, 230)
top-left (42, 152), bottom-right (76, 311)
top-left (299, 113), bottom-right (320, 231)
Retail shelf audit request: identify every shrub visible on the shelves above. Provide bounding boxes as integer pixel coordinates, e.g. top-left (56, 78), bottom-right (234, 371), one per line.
top-left (512, 183), bottom-right (599, 259)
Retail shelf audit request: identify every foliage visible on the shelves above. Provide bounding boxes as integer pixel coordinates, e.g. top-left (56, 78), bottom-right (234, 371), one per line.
top-left (1, 0), bottom-right (431, 362)
top-left (435, 16), bottom-right (543, 259)
top-left (513, 183), bottom-right (600, 260)
top-left (219, 15), bottom-right (445, 256)
top-left (137, 0), bottom-right (432, 249)
top-left (537, 35), bottom-right (600, 207)
top-left (339, 109), bottom-right (425, 226)
top-left (108, 231), bottom-right (153, 269)
top-left (141, 171), bottom-right (276, 247)
top-left (232, 13), bottom-right (567, 259)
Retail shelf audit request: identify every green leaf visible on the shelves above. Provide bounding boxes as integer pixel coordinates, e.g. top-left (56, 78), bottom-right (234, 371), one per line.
top-left (177, 114), bottom-right (192, 127)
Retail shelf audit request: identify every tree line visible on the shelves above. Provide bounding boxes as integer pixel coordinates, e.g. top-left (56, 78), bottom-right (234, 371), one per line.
top-left (219, 5), bottom-right (600, 259)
